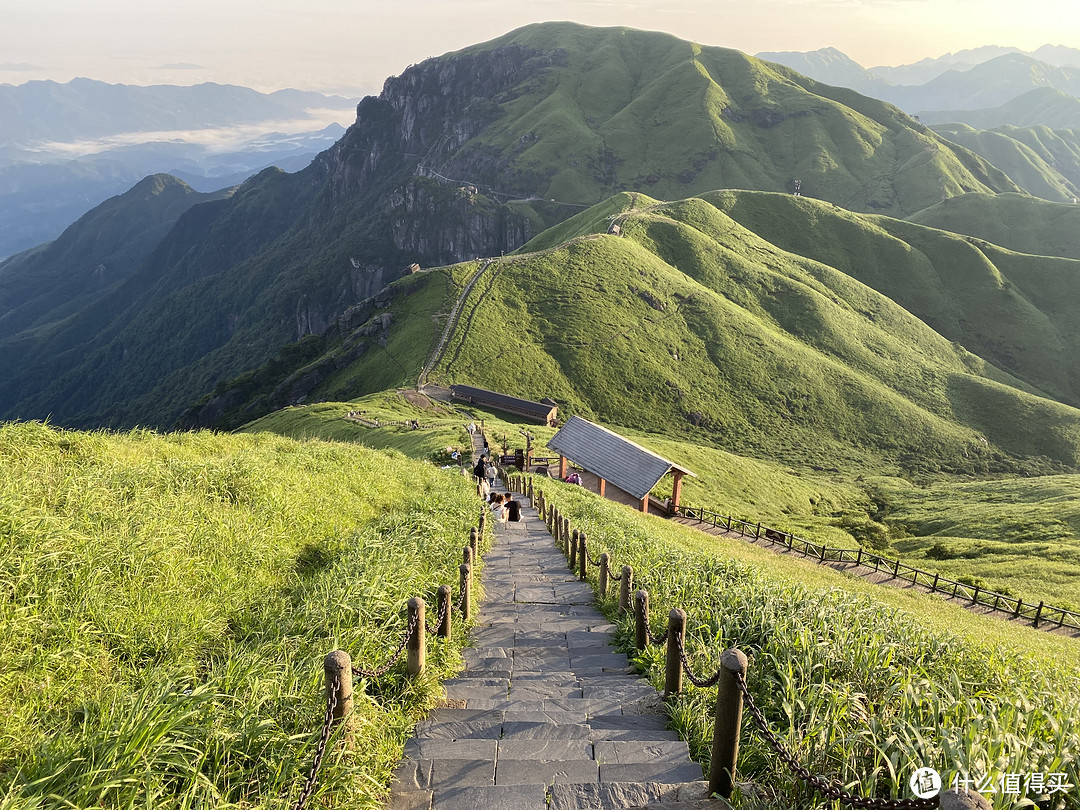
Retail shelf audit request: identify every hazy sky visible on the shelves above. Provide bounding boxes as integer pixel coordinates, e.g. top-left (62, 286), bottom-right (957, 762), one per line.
top-left (2, 0), bottom-right (1078, 96)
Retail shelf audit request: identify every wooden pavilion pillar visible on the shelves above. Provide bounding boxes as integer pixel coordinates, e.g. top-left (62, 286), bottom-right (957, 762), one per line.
top-left (559, 455), bottom-right (568, 479)
top-left (641, 495), bottom-right (649, 514)
top-left (598, 478), bottom-right (606, 497)
top-left (671, 470), bottom-right (686, 510)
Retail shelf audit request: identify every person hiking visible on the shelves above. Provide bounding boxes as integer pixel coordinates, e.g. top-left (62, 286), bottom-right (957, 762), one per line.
top-left (503, 492), bottom-right (522, 522)
top-left (473, 454), bottom-right (487, 486)
top-left (485, 460), bottom-right (498, 491)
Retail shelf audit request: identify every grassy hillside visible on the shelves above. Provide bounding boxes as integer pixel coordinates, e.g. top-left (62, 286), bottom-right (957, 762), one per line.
top-left (0, 421), bottom-right (484, 809)
top-left (929, 123), bottom-right (1078, 202)
top-left (428, 192), bottom-right (1080, 475)
top-left (533, 476), bottom-right (1080, 809)
top-left (907, 191), bottom-right (1080, 259)
top-left (708, 190), bottom-right (1080, 405)
top-left (455, 23), bottom-right (1017, 218)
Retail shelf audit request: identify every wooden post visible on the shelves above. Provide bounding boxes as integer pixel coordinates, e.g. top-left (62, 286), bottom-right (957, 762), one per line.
top-left (619, 566), bottom-right (633, 614)
top-left (972, 586), bottom-right (980, 604)
top-left (856, 547), bottom-right (863, 565)
top-left (893, 558), bottom-right (900, 578)
top-left (463, 545), bottom-right (474, 570)
top-left (437, 585), bottom-right (452, 640)
top-left (569, 529), bottom-right (578, 569)
top-left (459, 563), bottom-right (472, 622)
top-left (579, 531), bottom-right (588, 581)
top-left (407, 597), bottom-right (425, 678)
top-left (664, 609), bottom-right (685, 698)
top-left (1013, 598), bottom-right (1023, 619)
top-left (931, 572), bottom-right (939, 592)
top-left (599, 553), bottom-right (610, 598)
top-left (634, 589), bottom-right (649, 651)
top-left (479, 510), bottom-right (486, 535)
top-left (324, 650), bottom-right (354, 746)
top-left (671, 471), bottom-right (684, 511)
top-left (562, 517), bottom-right (570, 554)
top-left (599, 478), bottom-right (606, 497)
top-left (708, 648), bottom-right (749, 799)
top-left (559, 455), bottom-right (568, 479)
top-left (470, 528), bottom-right (479, 560)
top-left (1034, 601), bottom-right (1044, 628)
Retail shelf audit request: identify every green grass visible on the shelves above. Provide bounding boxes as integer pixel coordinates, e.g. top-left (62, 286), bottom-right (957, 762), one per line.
top-left (907, 191), bottom-right (1080, 261)
top-left (527, 475), bottom-right (1080, 809)
top-left (239, 391), bottom-right (474, 465)
top-left (0, 421), bottom-right (487, 809)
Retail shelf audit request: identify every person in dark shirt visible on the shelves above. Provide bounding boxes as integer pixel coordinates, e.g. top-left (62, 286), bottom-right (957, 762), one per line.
top-left (473, 455), bottom-right (487, 485)
top-left (503, 492), bottom-right (522, 522)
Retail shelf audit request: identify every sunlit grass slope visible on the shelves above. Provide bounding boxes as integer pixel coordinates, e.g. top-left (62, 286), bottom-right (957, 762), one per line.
top-left (444, 22), bottom-right (1018, 218)
top-left (0, 421), bottom-right (483, 809)
top-left (434, 192), bottom-right (1080, 476)
top-left (907, 191), bottom-right (1080, 260)
top-left (534, 476), bottom-right (1080, 809)
top-left (708, 190), bottom-right (1080, 409)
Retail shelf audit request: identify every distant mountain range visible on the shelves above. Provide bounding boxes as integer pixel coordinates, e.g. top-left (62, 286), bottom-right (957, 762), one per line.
top-left (0, 22), bottom-right (1021, 430)
top-left (756, 46), bottom-right (1080, 120)
top-left (0, 79), bottom-right (355, 259)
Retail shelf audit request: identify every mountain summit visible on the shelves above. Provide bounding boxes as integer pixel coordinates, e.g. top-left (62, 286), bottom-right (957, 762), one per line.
top-left (0, 22), bottom-right (1019, 429)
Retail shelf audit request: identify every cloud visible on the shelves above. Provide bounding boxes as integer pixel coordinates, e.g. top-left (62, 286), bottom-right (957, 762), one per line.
top-left (156, 62), bottom-right (207, 70)
top-left (0, 62), bottom-right (42, 71)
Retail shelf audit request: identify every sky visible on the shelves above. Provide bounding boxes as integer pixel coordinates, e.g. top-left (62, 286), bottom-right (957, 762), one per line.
top-left (2, 0), bottom-right (1078, 96)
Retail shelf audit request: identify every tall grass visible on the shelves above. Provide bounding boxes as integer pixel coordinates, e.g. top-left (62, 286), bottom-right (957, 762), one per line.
top-left (0, 422), bottom-right (485, 809)
top-left (534, 476), bottom-right (1080, 809)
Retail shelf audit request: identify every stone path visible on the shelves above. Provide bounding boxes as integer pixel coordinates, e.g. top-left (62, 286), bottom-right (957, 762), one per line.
top-left (387, 487), bottom-right (714, 810)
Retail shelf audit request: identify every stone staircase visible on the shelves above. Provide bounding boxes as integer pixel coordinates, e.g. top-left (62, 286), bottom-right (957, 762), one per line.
top-left (386, 488), bottom-right (718, 810)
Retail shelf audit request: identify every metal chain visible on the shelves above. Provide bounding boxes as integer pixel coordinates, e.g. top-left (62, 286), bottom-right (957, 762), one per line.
top-left (352, 609), bottom-right (421, 679)
top-left (424, 592), bottom-right (450, 635)
top-left (292, 675), bottom-right (340, 810)
top-left (734, 672), bottom-right (938, 809)
top-left (455, 586), bottom-right (468, 611)
top-left (674, 632), bottom-right (720, 687)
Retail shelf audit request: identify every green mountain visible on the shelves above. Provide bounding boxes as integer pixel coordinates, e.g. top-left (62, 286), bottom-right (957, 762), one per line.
top-left (0, 174), bottom-right (233, 340)
top-left (929, 124), bottom-right (1080, 202)
top-left (919, 87), bottom-right (1080, 130)
top-left (907, 192), bottom-right (1080, 259)
top-left (202, 190), bottom-right (1080, 481)
top-left (0, 22), bottom-right (1023, 430)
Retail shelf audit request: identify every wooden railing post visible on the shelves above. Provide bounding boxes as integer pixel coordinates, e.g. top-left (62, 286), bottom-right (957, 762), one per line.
top-left (569, 529), bottom-right (578, 569)
top-left (599, 553), bottom-right (610, 598)
top-left (407, 597), bottom-right (425, 678)
top-left (634, 589), bottom-right (649, 651)
top-left (459, 563), bottom-right (472, 621)
top-left (708, 648), bottom-right (749, 799)
top-left (579, 531), bottom-right (588, 581)
top-left (324, 650), bottom-right (354, 746)
top-left (437, 585), bottom-right (452, 639)
top-left (619, 565), bottom-right (633, 615)
top-left (664, 609), bottom-right (685, 698)
top-left (469, 528), bottom-right (479, 560)
top-left (478, 509), bottom-right (486, 536)
top-left (562, 517), bottom-right (570, 554)
top-left (1035, 601), bottom-right (1044, 628)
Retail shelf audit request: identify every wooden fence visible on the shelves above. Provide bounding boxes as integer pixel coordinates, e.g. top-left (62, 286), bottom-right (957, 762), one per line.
top-left (677, 505), bottom-right (1080, 632)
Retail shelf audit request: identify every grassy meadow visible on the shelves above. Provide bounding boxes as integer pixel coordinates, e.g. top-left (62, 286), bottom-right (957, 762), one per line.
top-left (0, 421), bottom-right (485, 809)
top-left (525, 475), bottom-right (1080, 809)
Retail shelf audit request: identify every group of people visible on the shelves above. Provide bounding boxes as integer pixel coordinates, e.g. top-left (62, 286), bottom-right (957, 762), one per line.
top-left (488, 490), bottom-right (521, 523)
top-left (473, 453), bottom-right (499, 496)
top-left (472, 453), bottom-right (522, 522)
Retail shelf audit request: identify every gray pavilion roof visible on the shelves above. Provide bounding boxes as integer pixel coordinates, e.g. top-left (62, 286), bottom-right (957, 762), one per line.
top-left (547, 416), bottom-right (695, 500)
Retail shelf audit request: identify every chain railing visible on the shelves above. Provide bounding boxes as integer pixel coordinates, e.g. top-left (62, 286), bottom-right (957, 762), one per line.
top-left (289, 502), bottom-right (487, 810)
top-left (510, 475), bottom-right (986, 809)
top-left (292, 675), bottom-right (340, 810)
top-left (676, 503), bottom-right (1080, 633)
